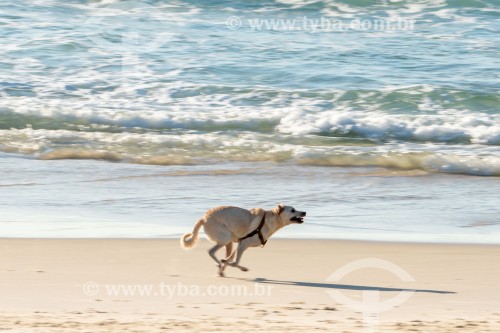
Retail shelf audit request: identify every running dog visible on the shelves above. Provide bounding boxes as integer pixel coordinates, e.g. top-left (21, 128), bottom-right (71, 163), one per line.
top-left (180, 204), bottom-right (306, 276)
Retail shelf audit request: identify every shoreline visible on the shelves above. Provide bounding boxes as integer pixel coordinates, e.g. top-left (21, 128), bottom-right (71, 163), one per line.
top-left (2, 158), bottom-right (499, 244)
top-left (2, 238), bottom-right (499, 332)
top-left (2, 236), bottom-right (500, 246)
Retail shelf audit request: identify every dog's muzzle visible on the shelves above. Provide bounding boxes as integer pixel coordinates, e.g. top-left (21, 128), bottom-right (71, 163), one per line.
top-left (291, 211), bottom-right (306, 223)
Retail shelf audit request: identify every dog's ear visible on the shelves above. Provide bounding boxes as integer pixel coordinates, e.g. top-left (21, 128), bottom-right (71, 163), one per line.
top-left (272, 203), bottom-right (285, 215)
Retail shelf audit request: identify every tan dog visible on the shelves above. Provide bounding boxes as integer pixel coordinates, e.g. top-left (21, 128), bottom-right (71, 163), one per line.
top-left (180, 204), bottom-right (306, 276)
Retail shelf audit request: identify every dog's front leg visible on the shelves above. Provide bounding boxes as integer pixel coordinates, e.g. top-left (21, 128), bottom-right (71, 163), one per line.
top-left (223, 243), bottom-right (235, 263)
top-left (226, 240), bottom-right (251, 272)
top-left (225, 242), bottom-right (233, 260)
top-left (220, 243), bottom-right (235, 275)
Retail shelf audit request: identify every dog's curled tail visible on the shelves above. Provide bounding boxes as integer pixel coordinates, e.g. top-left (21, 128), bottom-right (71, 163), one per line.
top-left (180, 218), bottom-right (205, 249)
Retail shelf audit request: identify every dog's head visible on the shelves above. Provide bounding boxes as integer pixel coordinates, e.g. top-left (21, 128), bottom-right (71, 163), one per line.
top-left (273, 204), bottom-right (306, 224)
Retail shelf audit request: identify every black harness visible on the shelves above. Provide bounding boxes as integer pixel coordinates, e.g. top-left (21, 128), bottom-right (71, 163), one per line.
top-left (239, 214), bottom-right (267, 247)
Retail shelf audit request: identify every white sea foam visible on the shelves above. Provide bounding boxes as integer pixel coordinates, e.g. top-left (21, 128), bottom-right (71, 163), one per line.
top-left (1, 125), bottom-right (499, 176)
top-left (277, 109), bottom-right (500, 144)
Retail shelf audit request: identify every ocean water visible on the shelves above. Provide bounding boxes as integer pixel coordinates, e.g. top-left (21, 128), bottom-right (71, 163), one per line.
top-left (0, 0), bottom-right (499, 241)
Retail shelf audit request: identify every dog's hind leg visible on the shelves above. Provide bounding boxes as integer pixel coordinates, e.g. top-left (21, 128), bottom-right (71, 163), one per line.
top-left (208, 244), bottom-right (225, 276)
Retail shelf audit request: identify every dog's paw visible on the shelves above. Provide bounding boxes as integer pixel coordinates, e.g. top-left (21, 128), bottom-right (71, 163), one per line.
top-left (240, 267), bottom-right (249, 272)
top-left (218, 271), bottom-right (225, 277)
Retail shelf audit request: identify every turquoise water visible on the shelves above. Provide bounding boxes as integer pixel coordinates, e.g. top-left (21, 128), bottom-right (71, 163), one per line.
top-left (0, 1), bottom-right (499, 240)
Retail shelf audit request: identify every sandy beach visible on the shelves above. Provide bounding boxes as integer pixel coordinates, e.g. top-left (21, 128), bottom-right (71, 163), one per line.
top-left (1, 238), bottom-right (499, 332)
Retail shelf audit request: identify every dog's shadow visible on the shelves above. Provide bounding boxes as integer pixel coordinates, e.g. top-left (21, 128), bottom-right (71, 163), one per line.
top-left (232, 277), bottom-right (455, 294)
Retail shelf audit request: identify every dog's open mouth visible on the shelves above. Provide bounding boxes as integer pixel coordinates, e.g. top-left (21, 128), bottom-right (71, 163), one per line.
top-left (291, 216), bottom-right (304, 223)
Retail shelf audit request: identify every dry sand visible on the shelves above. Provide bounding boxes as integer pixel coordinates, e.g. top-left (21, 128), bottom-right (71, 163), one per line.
top-left (1, 238), bottom-right (499, 332)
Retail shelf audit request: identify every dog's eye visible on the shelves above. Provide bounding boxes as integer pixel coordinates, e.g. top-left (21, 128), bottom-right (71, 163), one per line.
top-left (291, 209), bottom-right (295, 213)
